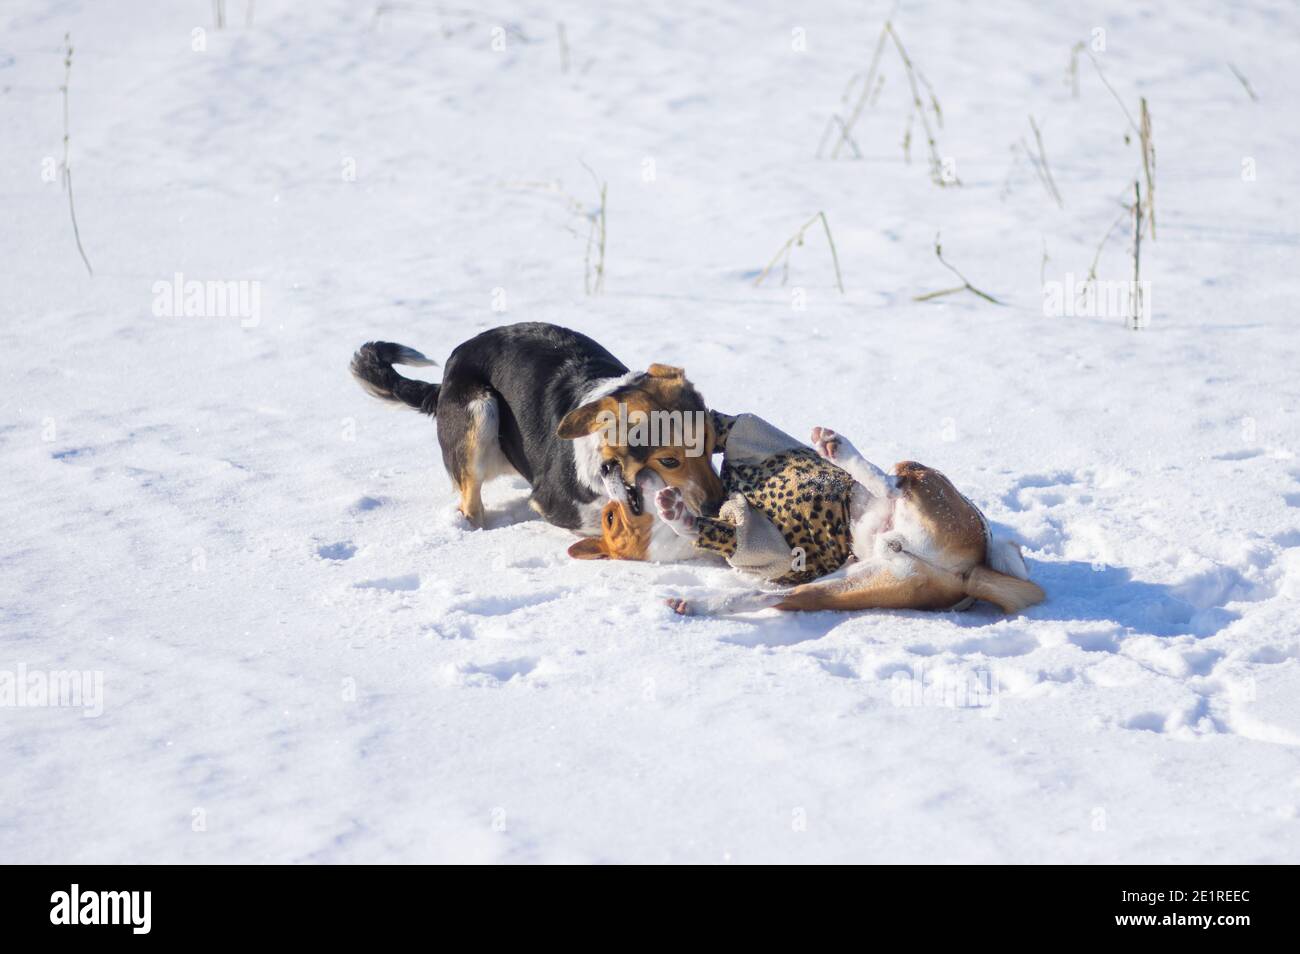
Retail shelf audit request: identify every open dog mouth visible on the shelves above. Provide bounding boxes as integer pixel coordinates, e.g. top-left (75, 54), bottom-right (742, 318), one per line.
top-left (600, 461), bottom-right (644, 515)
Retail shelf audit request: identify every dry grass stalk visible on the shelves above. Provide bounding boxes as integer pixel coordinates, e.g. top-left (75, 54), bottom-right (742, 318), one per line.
top-left (1084, 48), bottom-right (1139, 134)
top-left (505, 167), bottom-right (605, 294)
top-left (1067, 41), bottom-right (1084, 98)
top-left (1139, 97), bottom-right (1155, 239)
top-left (556, 22), bottom-right (570, 74)
top-left (915, 65), bottom-right (943, 127)
top-left (1129, 180), bottom-right (1144, 329)
top-left (1080, 203), bottom-right (1128, 304)
top-left (831, 20), bottom-right (890, 159)
top-left (885, 23), bottom-right (952, 185)
top-left (827, 11), bottom-right (952, 184)
top-left (1022, 115), bottom-right (1063, 208)
top-left (868, 73), bottom-right (885, 106)
top-left (914, 234), bottom-right (1001, 304)
top-left (59, 33), bottom-right (92, 277)
top-left (1227, 62), bottom-right (1258, 101)
top-left (580, 162), bottom-right (606, 295)
top-left (999, 142), bottom-right (1022, 200)
top-left (754, 212), bottom-right (845, 295)
top-left (1080, 49), bottom-right (1156, 239)
top-left (815, 114), bottom-right (862, 159)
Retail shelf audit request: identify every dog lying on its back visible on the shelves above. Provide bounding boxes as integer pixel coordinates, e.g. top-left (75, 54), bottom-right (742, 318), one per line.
top-left (570, 413), bottom-right (1045, 616)
top-left (570, 412), bottom-right (858, 586)
top-left (350, 322), bottom-right (718, 533)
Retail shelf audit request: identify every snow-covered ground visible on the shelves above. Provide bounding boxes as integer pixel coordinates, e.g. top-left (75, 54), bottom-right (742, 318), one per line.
top-left (2, 0), bottom-right (1299, 863)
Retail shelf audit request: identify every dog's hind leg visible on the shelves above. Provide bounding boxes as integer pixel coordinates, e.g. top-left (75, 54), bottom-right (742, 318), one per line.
top-left (665, 567), bottom-right (936, 616)
top-left (664, 572), bottom-right (893, 616)
top-left (438, 391), bottom-right (513, 528)
top-left (665, 588), bottom-right (785, 616)
top-left (776, 563), bottom-right (960, 611)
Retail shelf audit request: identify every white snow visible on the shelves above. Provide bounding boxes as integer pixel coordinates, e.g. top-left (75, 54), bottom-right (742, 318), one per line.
top-left (2, 0), bottom-right (1299, 862)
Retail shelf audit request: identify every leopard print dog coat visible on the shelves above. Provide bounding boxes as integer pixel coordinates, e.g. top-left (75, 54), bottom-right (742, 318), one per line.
top-left (690, 412), bottom-right (856, 586)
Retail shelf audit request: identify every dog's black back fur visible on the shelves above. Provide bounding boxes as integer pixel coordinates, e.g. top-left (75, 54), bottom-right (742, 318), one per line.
top-left (442, 323), bottom-right (627, 527)
top-left (352, 322), bottom-right (628, 530)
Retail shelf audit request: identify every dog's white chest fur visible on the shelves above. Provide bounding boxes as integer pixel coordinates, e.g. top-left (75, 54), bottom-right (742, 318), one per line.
top-left (570, 371), bottom-right (642, 495)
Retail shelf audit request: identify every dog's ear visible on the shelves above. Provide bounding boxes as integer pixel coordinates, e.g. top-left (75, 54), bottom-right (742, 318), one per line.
top-left (645, 364), bottom-right (704, 409)
top-left (558, 396), bottom-right (618, 439)
top-left (567, 536), bottom-right (610, 560)
top-left (647, 363), bottom-right (685, 380)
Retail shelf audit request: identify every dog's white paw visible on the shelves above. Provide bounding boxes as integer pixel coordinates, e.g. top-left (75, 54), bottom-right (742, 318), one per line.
top-left (811, 426), bottom-right (842, 461)
top-left (655, 487), bottom-right (697, 537)
top-left (664, 596), bottom-right (694, 616)
top-left (812, 425), bottom-right (866, 465)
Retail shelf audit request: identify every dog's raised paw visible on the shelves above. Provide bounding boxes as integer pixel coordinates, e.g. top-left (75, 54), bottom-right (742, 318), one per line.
top-left (664, 596), bottom-right (693, 616)
top-left (656, 486), bottom-right (683, 517)
top-left (655, 486), bottom-right (696, 534)
top-left (811, 426), bottom-right (840, 460)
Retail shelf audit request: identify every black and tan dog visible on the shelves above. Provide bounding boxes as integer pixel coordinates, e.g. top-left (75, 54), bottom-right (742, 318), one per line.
top-left (351, 322), bottom-right (715, 532)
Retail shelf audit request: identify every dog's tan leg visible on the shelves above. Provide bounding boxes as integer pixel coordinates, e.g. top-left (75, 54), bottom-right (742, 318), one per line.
top-left (775, 563), bottom-right (964, 612)
top-left (451, 395), bottom-right (510, 529)
top-left (457, 472), bottom-right (485, 527)
top-left (667, 557), bottom-right (970, 616)
top-left (454, 407), bottom-right (487, 526)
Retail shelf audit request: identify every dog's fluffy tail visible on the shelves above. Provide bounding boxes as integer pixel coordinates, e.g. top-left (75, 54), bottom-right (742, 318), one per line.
top-left (963, 538), bottom-right (1044, 614)
top-left (350, 341), bottom-right (440, 415)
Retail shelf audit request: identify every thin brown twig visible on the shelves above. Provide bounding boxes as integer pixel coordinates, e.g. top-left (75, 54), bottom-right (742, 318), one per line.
top-left (1227, 62), bottom-right (1258, 101)
top-left (754, 212), bottom-right (845, 294)
top-left (914, 65), bottom-right (943, 128)
top-left (1082, 204), bottom-right (1128, 290)
top-left (579, 161), bottom-right (606, 295)
top-left (914, 234), bottom-right (1001, 304)
top-left (60, 34), bottom-right (92, 277)
top-left (1022, 116), bottom-right (1063, 208)
top-left (64, 169), bottom-right (93, 278)
top-left (1067, 41), bottom-right (1084, 98)
top-left (507, 171), bottom-right (603, 293)
top-left (831, 12), bottom-right (893, 158)
top-left (1130, 180), bottom-right (1144, 329)
top-left (886, 22), bottom-right (952, 185)
top-left (1084, 48), bottom-right (1139, 134)
top-left (816, 113), bottom-right (862, 159)
top-left (1139, 97), bottom-right (1155, 239)
top-left (556, 22), bottom-right (570, 74)
top-left (999, 142), bottom-right (1022, 199)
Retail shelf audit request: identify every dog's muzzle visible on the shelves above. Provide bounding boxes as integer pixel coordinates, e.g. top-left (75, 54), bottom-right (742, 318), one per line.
top-left (600, 460), bottom-right (643, 515)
